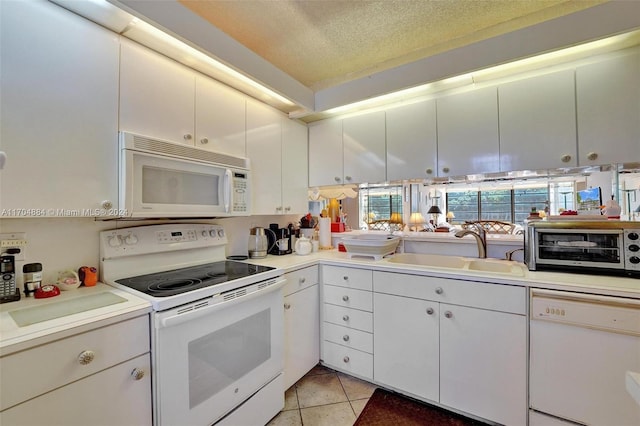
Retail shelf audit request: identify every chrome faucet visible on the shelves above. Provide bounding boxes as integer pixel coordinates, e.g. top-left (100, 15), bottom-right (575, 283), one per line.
top-left (454, 224), bottom-right (487, 258)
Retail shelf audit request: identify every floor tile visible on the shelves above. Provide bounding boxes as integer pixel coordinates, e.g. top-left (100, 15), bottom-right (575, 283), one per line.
top-left (337, 373), bottom-right (377, 400)
top-left (283, 386), bottom-right (299, 411)
top-left (266, 409), bottom-right (303, 426)
top-left (350, 398), bottom-right (369, 417)
top-left (300, 401), bottom-right (356, 426)
top-left (296, 373), bottom-right (348, 408)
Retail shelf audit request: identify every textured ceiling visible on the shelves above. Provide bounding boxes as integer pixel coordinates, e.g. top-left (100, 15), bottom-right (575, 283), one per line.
top-left (178, 0), bottom-right (605, 91)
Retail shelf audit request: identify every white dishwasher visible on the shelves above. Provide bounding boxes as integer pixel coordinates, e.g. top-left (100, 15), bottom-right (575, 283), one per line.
top-left (529, 288), bottom-right (640, 426)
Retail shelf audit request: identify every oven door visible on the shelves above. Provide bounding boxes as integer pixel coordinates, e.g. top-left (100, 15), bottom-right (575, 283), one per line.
top-left (120, 148), bottom-right (234, 218)
top-left (152, 279), bottom-right (285, 426)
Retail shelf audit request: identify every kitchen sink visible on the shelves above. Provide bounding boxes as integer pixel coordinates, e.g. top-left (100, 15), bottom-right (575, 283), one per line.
top-left (386, 253), bottom-right (526, 276)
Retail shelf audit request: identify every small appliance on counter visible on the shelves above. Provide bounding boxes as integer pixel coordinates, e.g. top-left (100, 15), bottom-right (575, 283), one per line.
top-left (0, 255), bottom-right (19, 303)
top-left (248, 227), bottom-right (276, 259)
top-left (268, 224), bottom-right (292, 255)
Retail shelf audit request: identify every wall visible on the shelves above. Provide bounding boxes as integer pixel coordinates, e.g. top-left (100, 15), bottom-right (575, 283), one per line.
top-left (0, 214), bottom-right (300, 288)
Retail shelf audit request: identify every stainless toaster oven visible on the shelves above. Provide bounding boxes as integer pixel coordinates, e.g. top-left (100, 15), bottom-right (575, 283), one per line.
top-left (525, 221), bottom-right (640, 277)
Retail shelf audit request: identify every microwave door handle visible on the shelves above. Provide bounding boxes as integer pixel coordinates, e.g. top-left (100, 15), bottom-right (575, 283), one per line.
top-left (223, 169), bottom-right (232, 213)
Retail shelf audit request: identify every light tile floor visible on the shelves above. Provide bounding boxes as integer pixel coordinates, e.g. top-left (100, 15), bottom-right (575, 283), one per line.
top-left (267, 364), bottom-right (377, 426)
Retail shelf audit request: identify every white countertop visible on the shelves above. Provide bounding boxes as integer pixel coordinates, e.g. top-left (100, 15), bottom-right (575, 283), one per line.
top-left (0, 283), bottom-right (151, 355)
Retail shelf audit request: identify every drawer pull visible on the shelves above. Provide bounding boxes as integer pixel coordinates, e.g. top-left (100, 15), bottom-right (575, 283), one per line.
top-left (131, 368), bottom-right (145, 381)
top-left (284, 302), bottom-right (291, 310)
top-left (299, 277), bottom-right (306, 284)
top-left (426, 307), bottom-right (434, 315)
top-left (343, 335), bottom-right (350, 342)
top-left (435, 287), bottom-right (443, 295)
top-left (444, 311), bottom-right (453, 319)
top-left (77, 350), bottom-right (95, 365)
top-left (342, 295), bottom-right (349, 302)
top-left (343, 276), bottom-right (349, 281)
top-left (343, 356), bottom-right (350, 363)
top-left (342, 315), bottom-right (350, 321)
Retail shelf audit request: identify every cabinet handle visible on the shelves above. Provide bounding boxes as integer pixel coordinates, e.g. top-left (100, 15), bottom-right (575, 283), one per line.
top-left (200, 137), bottom-right (209, 145)
top-left (425, 168), bottom-right (433, 175)
top-left (442, 167), bottom-right (450, 174)
top-left (345, 176), bottom-right (352, 181)
top-left (276, 206), bottom-right (283, 211)
top-left (342, 295), bottom-right (349, 302)
top-left (343, 276), bottom-right (349, 281)
top-left (426, 307), bottom-right (434, 315)
top-left (101, 200), bottom-right (113, 210)
top-left (299, 277), bottom-right (306, 284)
top-left (184, 134), bottom-right (193, 141)
top-left (560, 154), bottom-right (572, 163)
top-left (284, 302), bottom-right (291, 310)
top-left (343, 356), bottom-right (350, 363)
top-left (435, 287), bottom-right (443, 295)
top-left (285, 206), bottom-right (291, 212)
top-left (444, 311), bottom-right (453, 319)
top-left (131, 368), bottom-right (145, 381)
top-left (342, 315), bottom-right (350, 321)
top-left (334, 176), bottom-right (341, 183)
top-left (343, 335), bottom-right (350, 342)
top-left (77, 350), bottom-right (95, 365)
top-left (587, 152), bottom-right (598, 161)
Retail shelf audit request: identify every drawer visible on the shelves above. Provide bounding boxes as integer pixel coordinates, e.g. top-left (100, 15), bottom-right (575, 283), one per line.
top-left (322, 340), bottom-right (373, 380)
top-left (323, 322), bottom-right (373, 353)
top-left (373, 271), bottom-right (526, 315)
top-left (0, 315), bottom-right (149, 411)
top-left (324, 304), bottom-right (373, 333)
top-left (322, 265), bottom-right (372, 291)
top-left (324, 285), bottom-right (372, 312)
top-left (284, 265), bottom-right (319, 296)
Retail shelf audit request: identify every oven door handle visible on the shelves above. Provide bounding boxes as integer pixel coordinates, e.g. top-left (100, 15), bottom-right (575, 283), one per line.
top-left (158, 278), bottom-right (287, 329)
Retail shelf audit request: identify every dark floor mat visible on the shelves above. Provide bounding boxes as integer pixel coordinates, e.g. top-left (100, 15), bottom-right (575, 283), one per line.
top-left (354, 388), bottom-right (486, 426)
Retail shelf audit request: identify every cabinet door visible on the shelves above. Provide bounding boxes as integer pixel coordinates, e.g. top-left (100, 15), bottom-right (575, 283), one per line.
top-left (282, 119), bottom-right (309, 215)
top-left (373, 293), bottom-right (439, 402)
top-left (0, 354), bottom-right (152, 426)
top-left (499, 69), bottom-right (577, 171)
top-left (308, 119), bottom-right (343, 187)
top-left (576, 50), bottom-right (640, 165)
top-left (195, 76), bottom-right (247, 157)
top-left (0, 0), bottom-right (119, 215)
top-left (437, 87), bottom-right (500, 177)
top-left (284, 285), bottom-right (320, 389)
top-left (440, 304), bottom-right (527, 426)
top-left (386, 100), bottom-right (437, 181)
top-left (246, 99), bottom-right (283, 214)
top-left (120, 39), bottom-right (195, 144)
top-left (343, 111), bottom-right (386, 184)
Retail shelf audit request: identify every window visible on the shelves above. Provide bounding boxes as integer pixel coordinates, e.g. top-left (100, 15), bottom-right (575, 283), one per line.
top-left (358, 186), bottom-right (403, 230)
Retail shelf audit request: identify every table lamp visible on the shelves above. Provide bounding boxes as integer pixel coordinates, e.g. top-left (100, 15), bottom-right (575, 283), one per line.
top-left (427, 205), bottom-right (442, 225)
top-left (446, 211), bottom-right (455, 223)
top-left (409, 212), bottom-right (425, 231)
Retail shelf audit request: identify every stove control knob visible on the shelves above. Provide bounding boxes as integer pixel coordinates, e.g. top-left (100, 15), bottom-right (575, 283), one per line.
top-left (217, 229), bottom-right (225, 238)
top-left (209, 229), bottom-right (217, 238)
top-left (201, 230), bottom-right (208, 237)
top-left (629, 244), bottom-right (639, 252)
top-left (108, 235), bottom-right (122, 247)
top-left (628, 232), bottom-right (639, 241)
top-left (124, 233), bottom-right (138, 245)
top-left (630, 256), bottom-right (640, 264)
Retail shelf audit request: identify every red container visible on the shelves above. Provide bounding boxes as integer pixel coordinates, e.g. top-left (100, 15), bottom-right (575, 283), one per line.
top-left (331, 222), bottom-right (345, 232)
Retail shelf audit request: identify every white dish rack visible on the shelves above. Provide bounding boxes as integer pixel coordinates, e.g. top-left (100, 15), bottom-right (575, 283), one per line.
top-left (341, 235), bottom-right (401, 260)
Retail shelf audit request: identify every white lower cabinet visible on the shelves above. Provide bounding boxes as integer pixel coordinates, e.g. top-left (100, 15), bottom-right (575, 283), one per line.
top-left (283, 266), bottom-right (320, 389)
top-left (373, 271), bottom-right (527, 426)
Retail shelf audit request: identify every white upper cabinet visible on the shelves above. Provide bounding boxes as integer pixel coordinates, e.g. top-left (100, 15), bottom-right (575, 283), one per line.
top-left (386, 100), bottom-right (437, 181)
top-left (195, 76), bottom-right (247, 157)
top-left (498, 69), bottom-right (577, 171)
top-left (0, 0), bottom-right (119, 216)
top-left (437, 87), bottom-right (500, 177)
top-left (343, 111), bottom-right (387, 184)
top-left (308, 119), bottom-right (344, 187)
top-left (282, 119), bottom-right (309, 215)
top-left (120, 39), bottom-right (195, 144)
top-left (576, 50), bottom-right (640, 165)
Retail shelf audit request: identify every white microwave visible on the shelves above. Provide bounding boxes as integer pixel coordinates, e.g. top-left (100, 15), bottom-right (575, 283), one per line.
top-left (119, 132), bottom-right (251, 218)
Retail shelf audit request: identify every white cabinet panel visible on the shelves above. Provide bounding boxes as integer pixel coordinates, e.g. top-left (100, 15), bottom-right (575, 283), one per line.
top-left (120, 39), bottom-right (195, 144)
top-left (284, 284), bottom-right (319, 389)
top-left (386, 100), bottom-right (437, 181)
top-left (437, 87), bottom-right (500, 177)
top-left (195, 76), bottom-right (246, 157)
top-left (440, 304), bottom-right (527, 426)
top-left (343, 112), bottom-right (386, 184)
top-left (576, 50), bottom-right (640, 165)
top-left (499, 69), bottom-right (577, 171)
top-left (322, 341), bottom-right (373, 380)
top-left (0, 0), bottom-right (119, 215)
top-left (373, 292), bottom-right (439, 402)
top-left (308, 119), bottom-right (343, 187)
top-left (282, 119), bottom-right (309, 215)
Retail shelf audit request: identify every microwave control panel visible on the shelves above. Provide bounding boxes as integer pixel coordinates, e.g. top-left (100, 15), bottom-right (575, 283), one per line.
top-left (232, 172), bottom-right (249, 213)
top-left (623, 229), bottom-right (640, 271)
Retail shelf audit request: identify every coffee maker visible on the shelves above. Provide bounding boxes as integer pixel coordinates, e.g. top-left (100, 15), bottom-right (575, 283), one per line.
top-left (268, 223), bottom-right (292, 255)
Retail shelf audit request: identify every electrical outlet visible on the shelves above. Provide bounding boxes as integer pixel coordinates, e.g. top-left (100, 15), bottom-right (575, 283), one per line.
top-left (0, 232), bottom-right (27, 261)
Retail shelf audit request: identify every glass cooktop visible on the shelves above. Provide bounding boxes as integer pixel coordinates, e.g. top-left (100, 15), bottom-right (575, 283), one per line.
top-left (115, 261), bottom-right (275, 297)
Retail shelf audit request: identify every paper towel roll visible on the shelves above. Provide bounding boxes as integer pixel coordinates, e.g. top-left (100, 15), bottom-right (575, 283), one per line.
top-left (319, 217), bottom-right (331, 249)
